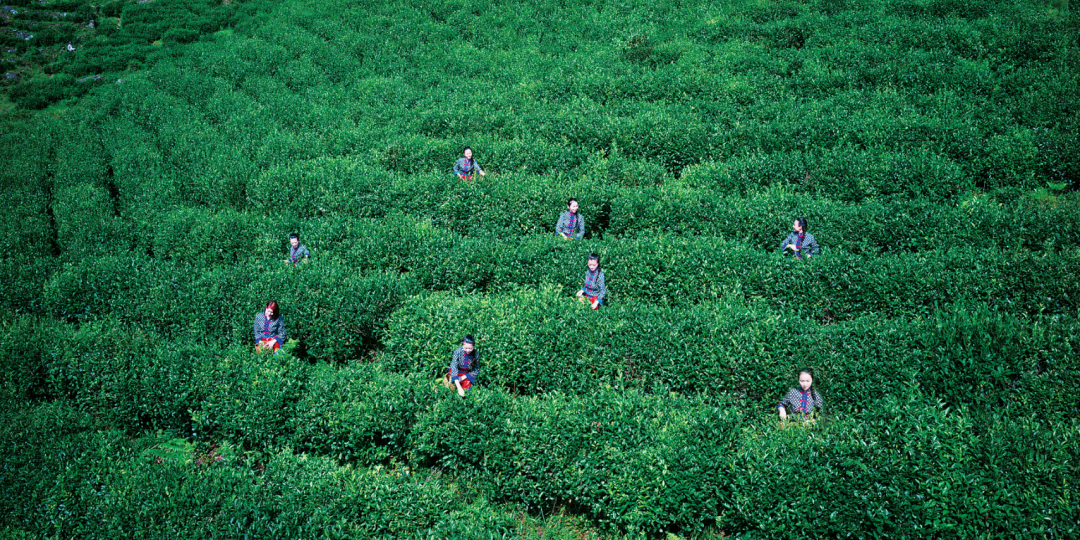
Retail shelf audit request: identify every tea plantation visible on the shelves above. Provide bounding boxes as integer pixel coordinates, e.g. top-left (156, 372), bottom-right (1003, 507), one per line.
top-left (2, 0), bottom-right (1078, 537)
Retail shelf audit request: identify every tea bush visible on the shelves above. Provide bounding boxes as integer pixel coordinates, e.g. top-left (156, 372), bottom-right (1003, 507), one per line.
top-left (0, 403), bottom-right (542, 539)
top-left (0, 312), bottom-right (58, 402)
top-left (719, 395), bottom-right (1080, 539)
top-left (0, 177), bottom-right (56, 261)
top-left (150, 207), bottom-right (265, 265)
top-left (917, 302), bottom-right (1080, 420)
top-left (383, 287), bottom-right (1079, 416)
top-left (42, 254), bottom-right (160, 323)
top-left (11, 388), bottom-right (1070, 538)
top-left (222, 264), bottom-right (421, 361)
top-left (408, 386), bottom-right (1074, 537)
top-left (7, 74), bottom-right (84, 110)
top-left (0, 402), bottom-right (132, 537)
top-left (109, 343), bottom-right (221, 434)
top-left (273, 212), bottom-right (1078, 316)
top-left (195, 347), bottom-right (311, 451)
top-left (44, 318), bottom-right (164, 421)
top-left (412, 387), bottom-right (746, 535)
top-left (288, 363), bottom-right (441, 465)
top-left (0, 256), bottom-right (55, 315)
top-left (40, 249), bottom-right (418, 361)
top-left (679, 146), bottom-right (970, 202)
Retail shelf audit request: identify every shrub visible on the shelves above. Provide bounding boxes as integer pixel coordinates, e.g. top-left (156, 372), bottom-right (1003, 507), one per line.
top-left (195, 346), bottom-right (311, 451)
top-left (289, 364), bottom-right (442, 464)
top-left (44, 318), bottom-right (160, 418)
top-left (41, 249), bottom-right (417, 361)
top-left (49, 182), bottom-right (121, 259)
top-left (110, 343), bottom-right (219, 434)
top-left (719, 394), bottom-right (1080, 539)
top-left (679, 145), bottom-right (970, 202)
top-left (284, 208), bottom-right (1078, 318)
top-left (917, 302), bottom-right (1080, 420)
top-left (246, 156), bottom-right (386, 217)
top-left (382, 287), bottom-right (887, 404)
top-left (42, 254), bottom-right (158, 323)
top-left (8, 74), bottom-right (77, 110)
top-left (229, 263), bottom-right (421, 362)
top-left (151, 207), bottom-right (267, 266)
top-left (0, 313), bottom-right (59, 403)
top-left (384, 287), bottom-right (1077, 417)
top-left (86, 444), bottom-right (515, 539)
top-left (0, 402), bottom-right (130, 537)
top-left (412, 387), bottom-right (746, 535)
top-left (163, 27), bottom-right (199, 44)
top-left (0, 256), bottom-right (55, 315)
top-left (0, 178), bottom-right (55, 260)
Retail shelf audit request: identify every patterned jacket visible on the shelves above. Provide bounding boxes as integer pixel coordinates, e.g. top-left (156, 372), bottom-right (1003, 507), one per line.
top-left (454, 157), bottom-right (483, 176)
top-left (581, 269), bottom-right (607, 301)
top-left (555, 211), bottom-right (585, 239)
top-left (449, 346), bottom-right (479, 382)
top-left (253, 312), bottom-right (287, 345)
top-left (780, 231), bottom-right (819, 257)
top-left (777, 387), bottom-right (823, 416)
top-left (288, 244), bottom-right (311, 264)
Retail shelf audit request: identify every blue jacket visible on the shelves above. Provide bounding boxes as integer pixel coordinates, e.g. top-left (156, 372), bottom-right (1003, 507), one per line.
top-left (556, 211), bottom-right (585, 239)
top-left (254, 312), bottom-right (287, 344)
top-left (780, 231), bottom-right (819, 257)
top-left (454, 157), bottom-right (483, 176)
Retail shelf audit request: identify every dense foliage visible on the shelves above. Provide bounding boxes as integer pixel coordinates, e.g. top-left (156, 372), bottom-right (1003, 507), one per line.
top-left (1, 0), bottom-right (274, 109)
top-left (2, 0), bottom-right (1079, 537)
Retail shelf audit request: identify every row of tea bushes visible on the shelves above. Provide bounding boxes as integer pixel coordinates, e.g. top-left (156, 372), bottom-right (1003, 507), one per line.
top-left (15, 288), bottom-right (1077, 433)
top-left (4, 309), bottom-right (1076, 537)
top-left (37, 254), bottom-right (418, 361)
top-left (321, 218), bottom-right (1078, 318)
top-left (0, 120), bottom-right (63, 262)
top-left (24, 213), bottom-right (1080, 347)
top-left (4, 382), bottom-right (1076, 538)
top-left (603, 185), bottom-right (1080, 254)
top-left (286, 364), bottom-right (443, 464)
top-left (240, 156), bottom-right (1080, 254)
top-left (0, 256), bottom-right (56, 316)
top-left (37, 153), bottom-right (1077, 273)
top-left (0, 312), bottom-right (59, 403)
top-left (3, 310), bottom-right (442, 456)
top-left (412, 387), bottom-right (744, 535)
top-left (0, 401), bottom-right (586, 539)
top-left (382, 287), bottom-right (1080, 417)
top-left (5, 381), bottom-right (1076, 538)
top-left (413, 389), bottom-right (1080, 537)
top-left (96, 0), bottom-right (1073, 186)
top-left (717, 395), bottom-right (1080, 539)
top-left (4, 317), bottom-right (441, 461)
